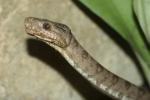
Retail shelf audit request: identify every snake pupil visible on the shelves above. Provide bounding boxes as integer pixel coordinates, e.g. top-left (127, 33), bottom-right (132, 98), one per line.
top-left (43, 23), bottom-right (51, 30)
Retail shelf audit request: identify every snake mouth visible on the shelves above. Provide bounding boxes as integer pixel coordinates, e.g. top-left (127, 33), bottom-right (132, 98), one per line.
top-left (25, 29), bottom-right (54, 43)
top-left (25, 28), bottom-right (66, 48)
top-left (24, 26), bottom-right (65, 48)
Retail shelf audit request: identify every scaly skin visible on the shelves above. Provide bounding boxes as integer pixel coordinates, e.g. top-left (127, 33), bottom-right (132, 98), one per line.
top-left (24, 17), bottom-right (150, 100)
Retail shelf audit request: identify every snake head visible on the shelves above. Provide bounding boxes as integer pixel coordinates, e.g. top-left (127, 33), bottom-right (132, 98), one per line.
top-left (24, 17), bottom-right (72, 48)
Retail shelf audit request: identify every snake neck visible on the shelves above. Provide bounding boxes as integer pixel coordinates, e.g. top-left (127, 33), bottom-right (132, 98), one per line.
top-left (58, 36), bottom-right (150, 100)
top-left (64, 36), bottom-right (97, 74)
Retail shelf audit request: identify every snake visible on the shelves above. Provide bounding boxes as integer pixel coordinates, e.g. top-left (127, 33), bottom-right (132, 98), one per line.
top-left (24, 17), bottom-right (150, 100)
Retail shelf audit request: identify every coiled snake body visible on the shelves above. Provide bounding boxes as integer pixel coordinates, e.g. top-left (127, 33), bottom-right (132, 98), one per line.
top-left (24, 17), bottom-right (150, 100)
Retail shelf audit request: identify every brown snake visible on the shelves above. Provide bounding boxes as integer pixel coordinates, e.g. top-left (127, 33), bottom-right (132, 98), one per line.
top-left (24, 17), bottom-right (150, 100)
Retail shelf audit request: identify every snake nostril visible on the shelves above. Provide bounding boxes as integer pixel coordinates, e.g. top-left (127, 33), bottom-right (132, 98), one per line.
top-left (24, 18), bottom-right (32, 28)
top-left (25, 17), bottom-right (31, 23)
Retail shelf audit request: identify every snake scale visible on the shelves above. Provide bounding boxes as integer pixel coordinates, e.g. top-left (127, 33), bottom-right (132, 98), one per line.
top-left (24, 17), bottom-right (150, 100)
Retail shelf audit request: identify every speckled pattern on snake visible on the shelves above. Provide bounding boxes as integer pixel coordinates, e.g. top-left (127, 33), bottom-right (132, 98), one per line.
top-left (24, 17), bottom-right (150, 100)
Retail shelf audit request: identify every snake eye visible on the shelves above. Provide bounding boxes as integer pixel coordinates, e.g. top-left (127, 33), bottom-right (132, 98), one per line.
top-left (43, 23), bottom-right (51, 30)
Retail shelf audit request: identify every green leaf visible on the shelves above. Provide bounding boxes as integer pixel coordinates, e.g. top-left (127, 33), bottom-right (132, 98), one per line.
top-left (134, 0), bottom-right (150, 43)
top-left (79, 0), bottom-right (150, 83)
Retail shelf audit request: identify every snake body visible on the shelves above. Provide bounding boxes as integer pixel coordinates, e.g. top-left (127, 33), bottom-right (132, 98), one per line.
top-left (24, 17), bottom-right (150, 100)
